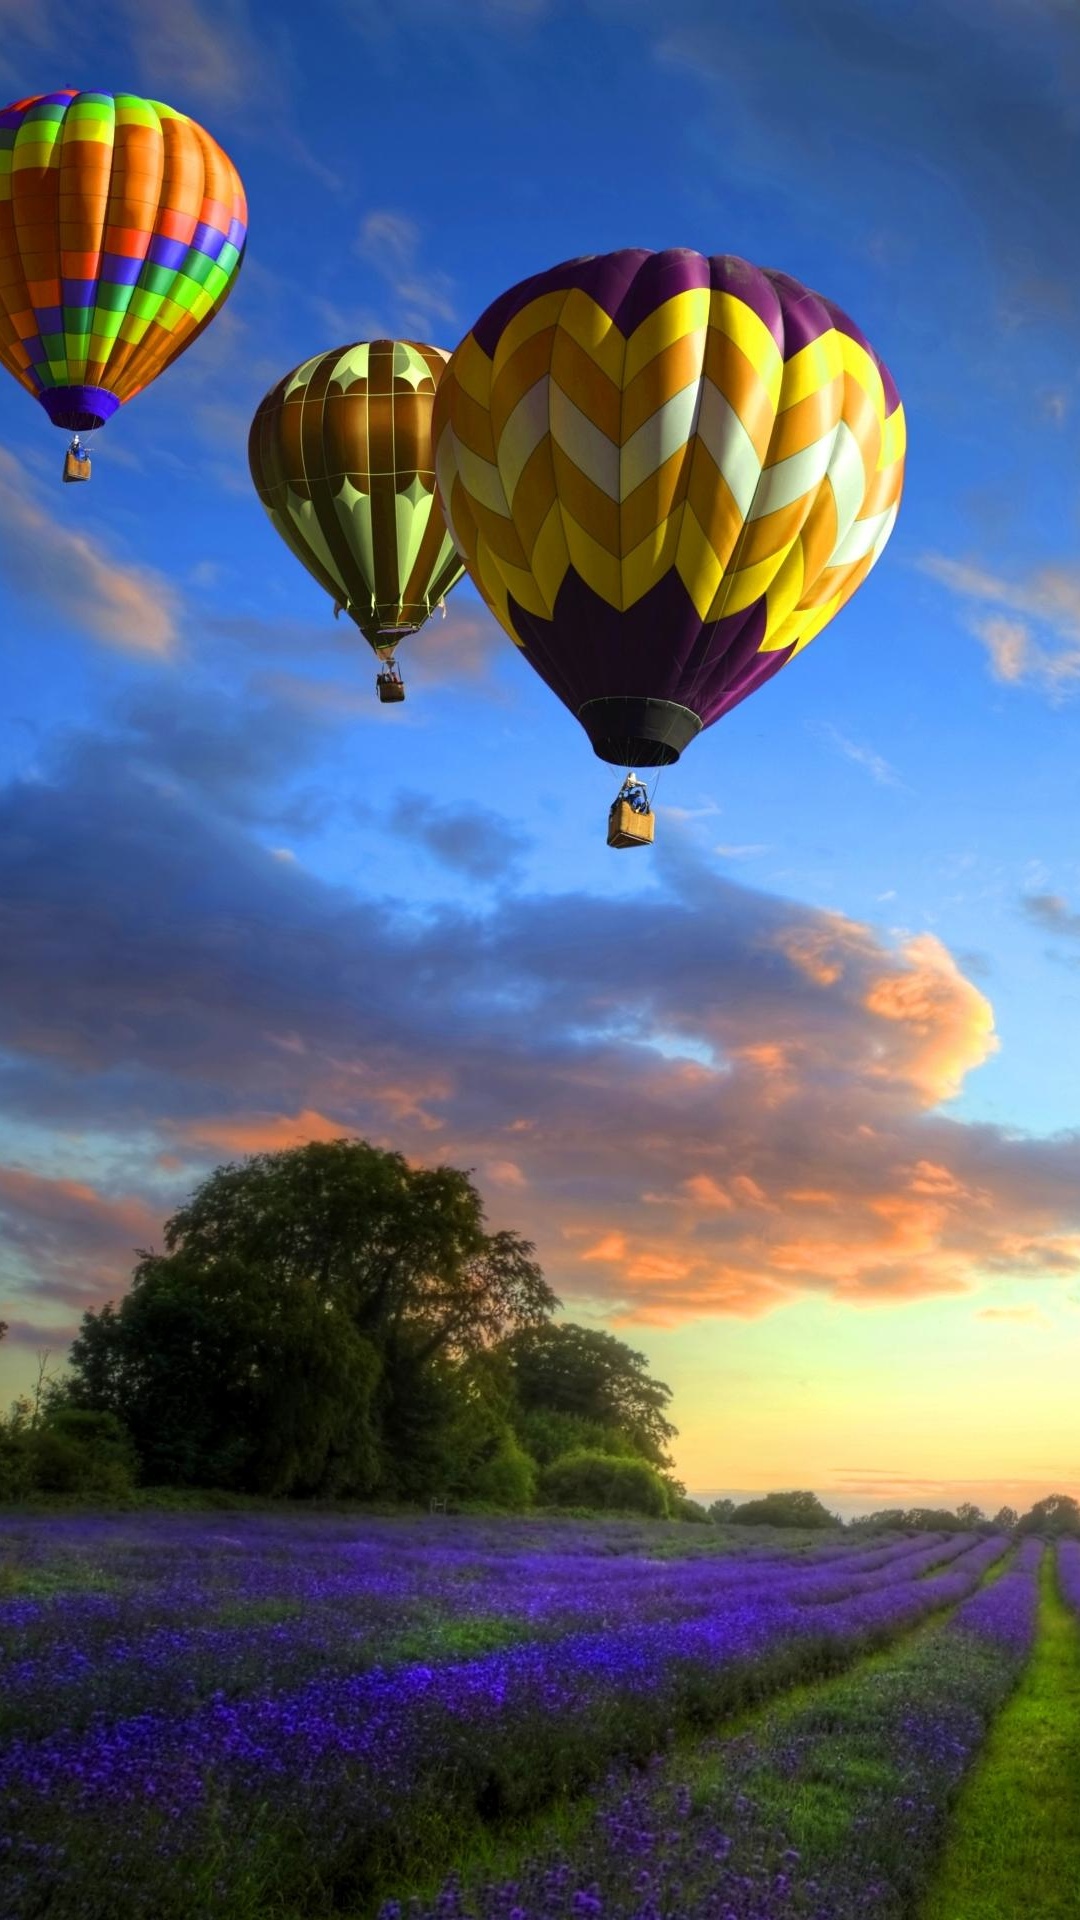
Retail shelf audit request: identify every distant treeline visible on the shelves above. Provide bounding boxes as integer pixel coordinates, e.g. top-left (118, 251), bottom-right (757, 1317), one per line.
top-left (705, 1489), bottom-right (1080, 1536)
top-left (2, 1144), bottom-right (1077, 1536)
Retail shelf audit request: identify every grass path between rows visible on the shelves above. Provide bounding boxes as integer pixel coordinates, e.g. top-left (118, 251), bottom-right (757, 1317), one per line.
top-left (922, 1545), bottom-right (1080, 1920)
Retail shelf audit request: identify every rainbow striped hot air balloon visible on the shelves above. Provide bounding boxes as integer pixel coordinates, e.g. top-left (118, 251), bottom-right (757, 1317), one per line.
top-left (0, 89), bottom-right (246, 478)
top-left (433, 248), bottom-right (905, 843)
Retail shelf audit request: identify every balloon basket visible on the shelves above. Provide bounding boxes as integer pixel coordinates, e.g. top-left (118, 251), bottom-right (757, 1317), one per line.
top-left (376, 669), bottom-right (406, 704)
top-left (63, 448), bottom-right (91, 484)
top-left (607, 799), bottom-right (655, 849)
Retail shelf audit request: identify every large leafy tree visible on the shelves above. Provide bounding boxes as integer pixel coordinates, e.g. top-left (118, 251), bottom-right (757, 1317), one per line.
top-left (68, 1139), bottom-right (557, 1496)
top-left (68, 1250), bottom-right (381, 1494)
top-left (166, 1140), bottom-right (555, 1360)
top-left (505, 1323), bottom-right (677, 1468)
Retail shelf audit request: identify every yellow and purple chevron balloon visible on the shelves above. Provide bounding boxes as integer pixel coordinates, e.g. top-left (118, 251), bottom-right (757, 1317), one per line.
top-left (433, 249), bottom-right (905, 768)
top-left (0, 89), bottom-right (246, 435)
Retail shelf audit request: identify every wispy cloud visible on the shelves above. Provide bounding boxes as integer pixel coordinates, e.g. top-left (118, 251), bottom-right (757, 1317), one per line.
top-left (820, 723), bottom-right (904, 789)
top-left (1023, 892), bottom-right (1080, 939)
top-left (357, 211), bottom-right (457, 336)
top-left (920, 553), bottom-right (1080, 693)
top-left (391, 790), bottom-right (525, 883)
top-left (977, 1304), bottom-right (1049, 1324)
top-left (0, 451), bottom-right (181, 659)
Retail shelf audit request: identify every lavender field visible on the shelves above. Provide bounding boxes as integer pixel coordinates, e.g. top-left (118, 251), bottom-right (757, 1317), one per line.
top-left (0, 1512), bottom-right (1074, 1919)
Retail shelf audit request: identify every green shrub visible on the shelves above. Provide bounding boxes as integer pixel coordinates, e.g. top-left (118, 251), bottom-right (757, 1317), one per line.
top-left (540, 1449), bottom-right (670, 1517)
top-left (729, 1490), bottom-right (839, 1530)
top-left (468, 1430), bottom-right (536, 1511)
top-left (0, 1409), bottom-right (136, 1503)
top-left (672, 1495), bottom-right (711, 1523)
top-left (28, 1410), bottom-right (136, 1499)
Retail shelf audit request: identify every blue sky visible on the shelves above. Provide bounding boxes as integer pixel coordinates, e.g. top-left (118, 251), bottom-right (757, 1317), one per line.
top-left (3, 0), bottom-right (1080, 1509)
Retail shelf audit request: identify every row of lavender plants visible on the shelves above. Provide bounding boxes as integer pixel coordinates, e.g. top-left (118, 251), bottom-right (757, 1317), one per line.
top-left (0, 1530), bottom-right (1008, 1919)
top-left (0, 1516), bottom-right (966, 1738)
top-left (399, 1538), bottom-right (1044, 1920)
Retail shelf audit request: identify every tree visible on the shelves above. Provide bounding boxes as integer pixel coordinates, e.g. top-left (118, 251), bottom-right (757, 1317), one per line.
top-left (992, 1505), bottom-right (1019, 1531)
top-left (729, 1490), bottom-right (838, 1530)
top-left (708, 1497), bottom-right (737, 1524)
top-left (505, 1324), bottom-right (676, 1468)
top-left (955, 1503), bottom-right (986, 1529)
top-left (0, 1320), bottom-right (7, 1343)
top-left (849, 1509), bottom-right (908, 1533)
top-left (69, 1249), bottom-right (383, 1494)
top-left (67, 1140), bottom-right (559, 1501)
top-left (166, 1140), bottom-right (556, 1363)
top-left (904, 1507), bottom-right (960, 1531)
top-left (1017, 1493), bottom-right (1080, 1538)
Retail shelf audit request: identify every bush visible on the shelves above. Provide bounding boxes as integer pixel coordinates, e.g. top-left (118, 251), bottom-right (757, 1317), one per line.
top-left (516, 1407), bottom-right (641, 1468)
top-left (540, 1449), bottom-right (670, 1517)
top-left (729, 1490), bottom-right (838, 1530)
top-left (672, 1495), bottom-right (711, 1524)
top-left (468, 1430), bottom-right (536, 1511)
top-left (0, 1409), bottom-right (136, 1503)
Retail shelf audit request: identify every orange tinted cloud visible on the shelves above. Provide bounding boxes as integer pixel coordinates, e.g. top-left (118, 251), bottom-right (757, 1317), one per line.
top-left (862, 934), bottom-right (997, 1102)
top-left (977, 1306), bottom-right (1049, 1324)
top-left (0, 449), bottom-right (180, 658)
top-left (1, 752), bottom-right (1076, 1333)
top-left (171, 1109), bottom-right (350, 1154)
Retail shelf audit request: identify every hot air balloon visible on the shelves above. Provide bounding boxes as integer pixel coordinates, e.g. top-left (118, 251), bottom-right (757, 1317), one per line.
top-left (248, 340), bottom-right (466, 703)
top-left (433, 249), bottom-right (905, 844)
top-left (0, 89), bottom-right (246, 482)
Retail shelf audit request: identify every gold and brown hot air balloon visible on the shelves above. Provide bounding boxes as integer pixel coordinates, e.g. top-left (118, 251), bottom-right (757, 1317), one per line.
top-left (248, 339), bottom-right (466, 702)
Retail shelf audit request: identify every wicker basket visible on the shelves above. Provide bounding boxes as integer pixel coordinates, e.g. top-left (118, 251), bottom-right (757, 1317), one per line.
top-left (63, 450), bottom-right (92, 483)
top-left (376, 673), bottom-right (406, 704)
top-left (607, 799), bottom-right (655, 848)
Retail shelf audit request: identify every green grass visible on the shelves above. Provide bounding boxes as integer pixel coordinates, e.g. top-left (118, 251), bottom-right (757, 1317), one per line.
top-left (0, 1555), bottom-right (119, 1599)
top-left (385, 1613), bottom-right (527, 1663)
top-left (922, 1545), bottom-right (1080, 1920)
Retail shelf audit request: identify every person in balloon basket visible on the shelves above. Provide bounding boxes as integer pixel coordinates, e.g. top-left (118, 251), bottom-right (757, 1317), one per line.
top-left (617, 776), bottom-right (651, 815)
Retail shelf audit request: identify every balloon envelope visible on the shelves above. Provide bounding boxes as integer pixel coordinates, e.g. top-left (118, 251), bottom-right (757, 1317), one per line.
top-left (433, 249), bottom-right (905, 766)
top-left (0, 89), bottom-right (246, 433)
top-left (248, 339), bottom-right (466, 654)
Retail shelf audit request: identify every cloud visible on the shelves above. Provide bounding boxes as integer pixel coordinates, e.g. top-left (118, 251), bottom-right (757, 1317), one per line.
top-left (391, 790), bottom-right (524, 882)
top-left (4, 724), bottom-right (1080, 1338)
top-left (0, 1), bottom-right (341, 189)
top-left (0, 1166), bottom-right (163, 1327)
top-left (1023, 892), bottom-right (1080, 939)
top-left (919, 554), bottom-right (1080, 693)
top-left (977, 1304), bottom-right (1049, 1323)
top-left (0, 451), bottom-right (181, 659)
top-left (357, 210), bottom-right (458, 335)
top-left (652, 0), bottom-right (1080, 339)
top-left (820, 724), bottom-right (904, 789)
